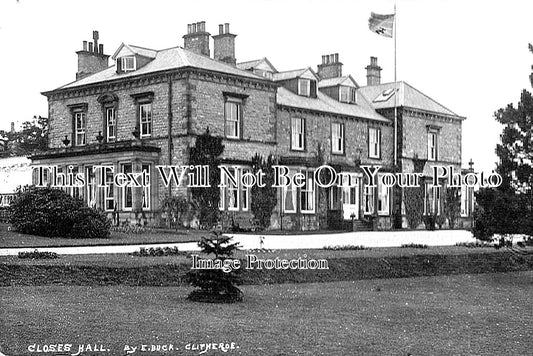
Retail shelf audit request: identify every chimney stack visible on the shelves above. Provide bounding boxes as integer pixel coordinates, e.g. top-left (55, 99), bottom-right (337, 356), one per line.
top-left (183, 21), bottom-right (211, 56)
top-left (76, 30), bottom-right (109, 80)
top-left (365, 56), bottom-right (382, 86)
top-left (10, 122), bottom-right (15, 133)
top-left (317, 53), bottom-right (343, 79)
top-left (212, 23), bottom-right (237, 65)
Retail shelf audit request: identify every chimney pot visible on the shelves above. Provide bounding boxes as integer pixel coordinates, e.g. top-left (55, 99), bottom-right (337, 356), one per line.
top-left (77, 31), bottom-right (109, 80)
top-left (184, 21), bottom-right (211, 56)
top-left (213, 22), bottom-right (236, 65)
top-left (317, 53), bottom-right (343, 79)
top-left (366, 56), bottom-right (382, 85)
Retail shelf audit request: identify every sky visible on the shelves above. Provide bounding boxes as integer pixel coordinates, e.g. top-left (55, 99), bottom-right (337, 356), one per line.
top-left (0, 0), bottom-right (531, 173)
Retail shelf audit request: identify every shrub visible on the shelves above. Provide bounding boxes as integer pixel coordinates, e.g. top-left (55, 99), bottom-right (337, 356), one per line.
top-left (8, 186), bottom-right (111, 239)
top-left (455, 241), bottom-right (492, 248)
top-left (161, 195), bottom-right (190, 228)
top-left (323, 245), bottom-right (369, 251)
top-left (401, 243), bottom-right (428, 249)
top-left (444, 187), bottom-right (461, 229)
top-left (422, 214), bottom-right (436, 231)
top-left (71, 207), bottom-right (111, 239)
top-left (111, 224), bottom-right (154, 234)
top-left (131, 247), bottom-right (187, 257)
top-left (18, 250), bottom-right (59, 259)
top-left (404, 186), bottom-right (425, 229)
top-left (185, 231), bottom-right (243, 303)
top-left (472, 188), bottom-right (533, 240)
top-left (435, 214), bottom-right (446, 229)
top-left (189, 128), bottom-right (224, 229)
top-left (250, 153), bottom-right (277, 230)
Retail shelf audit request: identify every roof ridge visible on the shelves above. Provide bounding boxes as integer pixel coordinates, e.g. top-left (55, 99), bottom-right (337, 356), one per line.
top-left (128, 44), bottom-right (157, 51)
top-left (179, 46), bottom-right (266, 79)
top-left (237, 58), bottom-right (262, 65)
top-left (275, 67), bottom-right (307, 74)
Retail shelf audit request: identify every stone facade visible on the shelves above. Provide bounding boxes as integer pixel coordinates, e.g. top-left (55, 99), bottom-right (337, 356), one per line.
top-left (34, 26), bottom-right (469, 232)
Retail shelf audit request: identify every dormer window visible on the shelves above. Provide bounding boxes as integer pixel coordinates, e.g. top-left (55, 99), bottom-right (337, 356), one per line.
top-left (340, 86), bottom-right (357, 104)
top-left (120, 56), bottom-right (136, 72)
top-left (298, 78), bottom-right (310, 96)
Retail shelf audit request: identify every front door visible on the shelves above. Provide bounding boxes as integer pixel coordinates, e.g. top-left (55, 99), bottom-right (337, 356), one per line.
top-left (342, 180), bottom-right (359, 220)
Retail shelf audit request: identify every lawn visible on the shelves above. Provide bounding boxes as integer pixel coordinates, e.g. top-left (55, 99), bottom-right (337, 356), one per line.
top-left (1, 272), bottom-right (531, 355)
top-left (0, 223), bottom-right (205, 248)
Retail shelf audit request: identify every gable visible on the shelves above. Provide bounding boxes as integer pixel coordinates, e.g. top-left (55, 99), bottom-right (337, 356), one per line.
top-left (300, 68), bottom-right (318, 80)
top-left (112, 43), bottom-right (135, 60)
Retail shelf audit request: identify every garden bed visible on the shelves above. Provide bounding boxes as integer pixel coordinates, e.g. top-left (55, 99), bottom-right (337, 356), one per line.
top-left (1, 248), bottom-right (531, 287)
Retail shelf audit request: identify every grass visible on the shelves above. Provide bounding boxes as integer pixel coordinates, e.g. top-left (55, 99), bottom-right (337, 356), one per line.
top-left (0, 246), bottom-right (510, 267)
top-left (1, 272), bottom-right (531, 355)
top-left (0, 223), bottom-right (204, 248)
top-left (1, 247), bottom-right (532, 287)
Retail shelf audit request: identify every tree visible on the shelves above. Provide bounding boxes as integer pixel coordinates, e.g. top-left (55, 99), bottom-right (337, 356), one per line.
top-left (404, 187), bottom-right (425, 229)
top-left (443, 187), bottom-right (461, 229)
top-left (473, 44), bottom-right (533, 239)
top-left (403, 157), bottom-right (426, 229)
top-left (250, 153), bottom-right (277, 230)
top-left (0, 116), bottom-right (48, 157)
top-left (494, 89), bottom-right (533, 193)
top-left (185, 231), bottom-right (243, 303)
top-left (189, 128), bottom-right (224, 229)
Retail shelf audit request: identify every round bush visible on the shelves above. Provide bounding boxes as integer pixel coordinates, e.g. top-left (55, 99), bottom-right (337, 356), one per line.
top-left (8, 186), bottom-right (111, 239)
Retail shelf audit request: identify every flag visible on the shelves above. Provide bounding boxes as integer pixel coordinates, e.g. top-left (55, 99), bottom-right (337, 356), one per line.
top-left (368, 12), bottom-right (395, 38)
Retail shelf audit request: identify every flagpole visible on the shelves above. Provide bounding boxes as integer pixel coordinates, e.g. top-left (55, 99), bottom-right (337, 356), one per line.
top-left (394, 3), bottom-right (398, 169)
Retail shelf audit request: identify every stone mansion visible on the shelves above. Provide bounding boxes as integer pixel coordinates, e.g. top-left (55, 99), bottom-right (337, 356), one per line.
top-left (32, 22), bottom-right (474, 230)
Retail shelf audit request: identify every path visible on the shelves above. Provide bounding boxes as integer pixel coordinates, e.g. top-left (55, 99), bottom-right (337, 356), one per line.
top-left (0, 230), bottom-right (477, 256)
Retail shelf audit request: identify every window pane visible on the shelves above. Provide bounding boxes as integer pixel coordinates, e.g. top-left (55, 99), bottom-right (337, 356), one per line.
top-left (140, 104), bottom-right (152, 137)
top-left (291, 118), bottom-right (304, 150)
top-left (225, 101), bottom-right (241, 138)
top-left (122, 164), bottom-right (133, 209)
top-left (105, 167), bottom-right (114, 211)
top-left (142, 164), bottom-right (150, 210)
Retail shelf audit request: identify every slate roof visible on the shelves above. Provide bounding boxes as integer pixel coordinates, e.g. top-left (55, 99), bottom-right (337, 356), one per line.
top-left (318, 75), bottom-right (358, 88)
top-left (51, 46), bottom-right (267, 92)
top-left (276, 87), bottom-right (389, 123)
top-left (273, 68), bottom-right (319, 82)
top-left (111, 43), bottom-right (157, 59)
top-left (236, 57), bottom-right (278, 72)
top-left (358, 81), bottom-right (461, 117)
